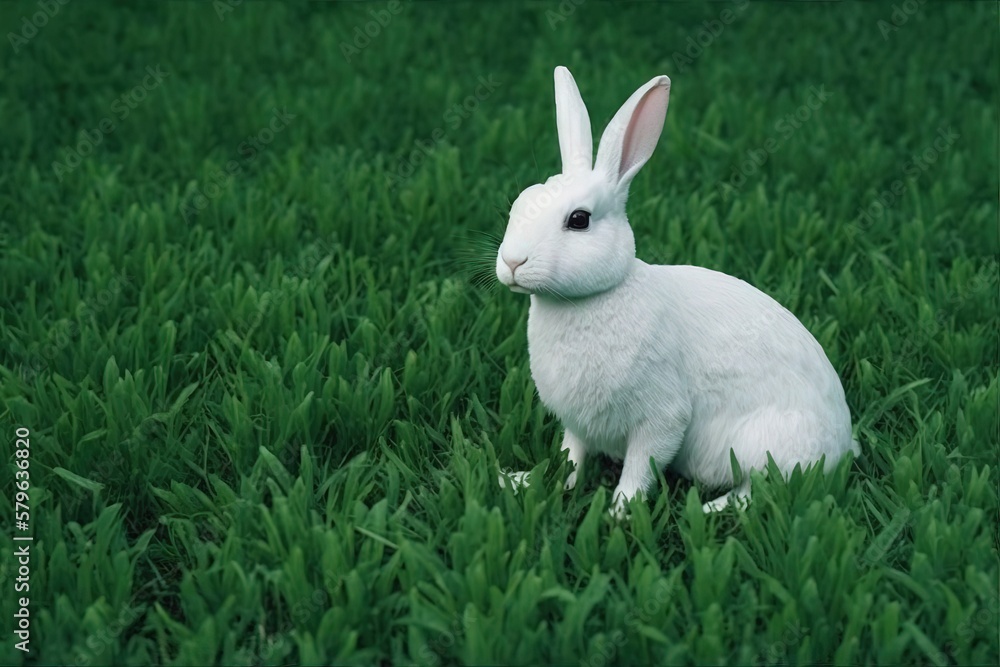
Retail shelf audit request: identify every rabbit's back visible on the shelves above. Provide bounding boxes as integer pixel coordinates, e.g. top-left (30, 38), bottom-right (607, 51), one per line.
top-left (657, 263), bottom-right (846, 411)
top-left (654, 263), bottom-right (854, 483)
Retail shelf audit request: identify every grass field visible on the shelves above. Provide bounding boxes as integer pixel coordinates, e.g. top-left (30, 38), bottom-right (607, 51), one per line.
top-left (0, 1), bottom-right (998, 665)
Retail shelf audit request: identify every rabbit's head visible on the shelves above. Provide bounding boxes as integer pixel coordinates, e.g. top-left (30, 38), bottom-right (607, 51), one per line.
top-left (496, 66), bottom-right (670, 298)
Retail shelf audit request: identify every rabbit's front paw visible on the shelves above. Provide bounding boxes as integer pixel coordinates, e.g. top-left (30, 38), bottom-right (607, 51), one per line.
top-left (564, 469), bottom-right (578, 491)
top-left (498, 469), bottom-right (532, 494)
top-left (608, 490), bottom-right (632, 520)
top-left (701, 495), bottom-right (731, 513)
top-left (701, 485), bottom-right (751, 513)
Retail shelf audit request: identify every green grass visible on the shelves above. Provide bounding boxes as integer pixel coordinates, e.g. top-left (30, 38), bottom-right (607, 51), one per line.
top-left (0, 1), bottom-right (997, 665)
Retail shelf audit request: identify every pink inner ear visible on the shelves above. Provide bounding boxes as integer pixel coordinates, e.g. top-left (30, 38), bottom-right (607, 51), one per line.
top-left (619, 86), bottom-right (669, 179)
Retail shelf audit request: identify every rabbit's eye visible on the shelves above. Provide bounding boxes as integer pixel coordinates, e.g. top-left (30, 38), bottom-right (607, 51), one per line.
top-left (566, 209), bottom-right (591, 230)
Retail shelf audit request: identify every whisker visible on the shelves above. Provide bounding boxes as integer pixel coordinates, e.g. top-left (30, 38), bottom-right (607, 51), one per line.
top-left (446, 226), bottom-right (505, 299)
top-left (539, 284), bottom-right (573, 306)
top-left (555, 290), bottom-right (573, 305)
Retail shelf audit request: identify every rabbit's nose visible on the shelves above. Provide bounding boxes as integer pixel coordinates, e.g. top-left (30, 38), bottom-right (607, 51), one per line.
top-left (503, 254), bottom-right (527, 274)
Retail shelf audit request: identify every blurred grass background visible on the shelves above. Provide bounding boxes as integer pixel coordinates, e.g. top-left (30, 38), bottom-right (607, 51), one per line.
top-left (0, 0), bottom-right (997, 665)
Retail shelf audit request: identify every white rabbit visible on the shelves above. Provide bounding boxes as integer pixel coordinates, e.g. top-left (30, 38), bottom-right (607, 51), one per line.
top-left (495, 66), bottom-right (858, 516)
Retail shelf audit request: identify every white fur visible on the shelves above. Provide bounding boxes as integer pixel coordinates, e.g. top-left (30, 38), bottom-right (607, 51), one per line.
top-left (496, 67), bottom-right (858, 516)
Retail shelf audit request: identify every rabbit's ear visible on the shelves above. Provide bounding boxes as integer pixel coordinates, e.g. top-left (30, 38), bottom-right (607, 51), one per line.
top-left (595, 75), bottom-right (670, 191)
top-left (554, 66), bottom-right (593, 175)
